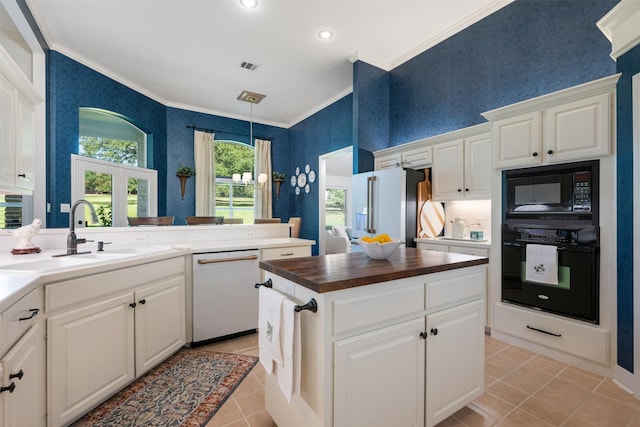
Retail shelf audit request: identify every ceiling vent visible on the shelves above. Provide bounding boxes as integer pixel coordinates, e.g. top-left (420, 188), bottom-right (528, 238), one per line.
top-left (239, 61), bottom-right (258, 71)
top-left (237, 90), bottom-right (266, 104)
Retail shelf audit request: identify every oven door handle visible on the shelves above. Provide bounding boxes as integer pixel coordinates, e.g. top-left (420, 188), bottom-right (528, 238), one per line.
top-left (503, 241), bottom-right (523, 247)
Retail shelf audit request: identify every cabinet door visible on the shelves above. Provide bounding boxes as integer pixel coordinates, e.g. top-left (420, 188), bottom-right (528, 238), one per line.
top-left (464, 133), bottom-right (492, 199)
top-left (402, 146), bottom-right (433, 169)
top-left (14, 91), bottom-right (35, 191)
top-left (375, 154), bottom-right (401, 170)
top-left (426, 299), bottom-right (484, 427)
top-left (432, 139), bottom-right (464, 201)
top-left (545, 93), bottom-right (610, 163)
top-left (334, 317), bottom-right (425, 427)
top-left (493, 112), bottom-right (542, 169)
top-left (447, 245), bottom-right (489, 257)
top-left (135, 277), bottom-right (186, 376)
top-left (2, 322), bottom-right (45, 427)
top-left (48, 292), bottom-right (135, 427)
top-left (0, 74), bottom-right (16, 190)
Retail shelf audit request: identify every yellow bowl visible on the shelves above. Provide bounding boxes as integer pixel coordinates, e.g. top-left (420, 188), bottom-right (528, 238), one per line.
top-left (357, 238), bottom-right (401, 259)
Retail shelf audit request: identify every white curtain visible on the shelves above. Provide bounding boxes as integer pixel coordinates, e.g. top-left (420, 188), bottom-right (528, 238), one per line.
top-left (194, 130), bottom-right (215, 216)
top-left (254, 138), bottom-right (272, 219)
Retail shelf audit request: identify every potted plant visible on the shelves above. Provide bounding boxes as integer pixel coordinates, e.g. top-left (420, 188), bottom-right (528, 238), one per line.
top-left (272, 172), bottom-right (286, 200)
top-left (176, 164), bottom-right (195, 200)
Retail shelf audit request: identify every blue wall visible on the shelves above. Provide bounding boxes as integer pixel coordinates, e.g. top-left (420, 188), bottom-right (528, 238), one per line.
top-left (47, 51), bottom-right (167, 228)
top-left (165, 108), bottom-right (289, 225)
top-left (388, 0), bottom-right (617, 146)
top-left (616, 44), bottom-right (640, 372)
top-left (286, 94), bottom-right (353, 253)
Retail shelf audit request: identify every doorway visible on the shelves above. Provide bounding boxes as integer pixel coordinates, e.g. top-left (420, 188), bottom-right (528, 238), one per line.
top-left (318, 147), bottom-right (353, 254)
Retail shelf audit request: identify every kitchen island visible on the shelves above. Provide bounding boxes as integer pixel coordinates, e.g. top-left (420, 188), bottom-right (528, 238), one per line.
top-left (259, 248), bottom-right (488, 427)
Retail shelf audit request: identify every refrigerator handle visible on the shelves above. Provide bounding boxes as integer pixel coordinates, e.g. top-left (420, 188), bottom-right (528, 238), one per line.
top-left (368, 176), bottom-right (376, 234)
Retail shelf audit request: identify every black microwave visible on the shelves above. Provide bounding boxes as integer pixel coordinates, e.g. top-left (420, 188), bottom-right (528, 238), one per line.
top-left (503, 160), bottom-right (599, 226)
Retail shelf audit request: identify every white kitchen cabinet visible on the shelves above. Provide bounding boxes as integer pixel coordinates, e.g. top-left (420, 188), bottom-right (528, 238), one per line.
top-left (264, 264), bottom-right (486, 427)
top-left (485, 75), bottom-right (619, 170)
top-left (0, 59), bottom-right (41, 195)
top-left (432, 133), bottom-right (491, 201)
top-left (46, 257), bottom-right (186, 427)
top-left (1, 320), bottom-right (46, 427)
top-left (260, 245), bottom-right (311, 280)
top-left (425, 300), bottom-right (484, 427)
top-left (375, 145), bottom-right (433, 170)
top-left (334, 317), bottom-right (425, 427)
top-left (0, 286), bottom-right (46, 427)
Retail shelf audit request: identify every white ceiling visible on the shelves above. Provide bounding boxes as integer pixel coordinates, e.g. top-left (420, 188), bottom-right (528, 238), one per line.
top-left (27, 0), bottom-right (510, 128)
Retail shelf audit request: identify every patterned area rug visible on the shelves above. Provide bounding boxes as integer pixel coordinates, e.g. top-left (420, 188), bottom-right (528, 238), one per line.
top-left (72, 348), bottom-right (258, 427)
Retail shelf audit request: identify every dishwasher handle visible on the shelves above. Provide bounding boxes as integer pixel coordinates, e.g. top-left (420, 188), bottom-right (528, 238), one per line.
top-left (197, 254), bottom-right (258, 265)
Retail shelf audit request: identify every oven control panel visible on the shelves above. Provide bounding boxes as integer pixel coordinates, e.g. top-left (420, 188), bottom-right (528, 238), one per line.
top-left (508, 226), bottom-right (599, 246)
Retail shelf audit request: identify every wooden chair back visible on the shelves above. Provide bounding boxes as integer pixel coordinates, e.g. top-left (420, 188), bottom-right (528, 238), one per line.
top-left (288, 217), bottom-right (301, 238)
top-left (186, 216), bottom-right (224, 225)
top-left (127, 216), bottom-right (174, 226)
top-left (254, 218), bottom-right (281, 224)
top-left (223, 217), bottom-right (244, 224)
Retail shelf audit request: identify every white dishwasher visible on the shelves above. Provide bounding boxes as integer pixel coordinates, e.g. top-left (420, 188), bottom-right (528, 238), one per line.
top-left (192, 249), bottom-right (261, 343)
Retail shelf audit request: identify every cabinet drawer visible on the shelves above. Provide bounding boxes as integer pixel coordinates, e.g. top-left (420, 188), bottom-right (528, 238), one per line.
top-left (447, 246), bottom-right (488, 257)
top-left (426, 267), bottom-right (485, 313)
top-left (417, 243), bottom-right (448, 252)
top-left (46, 257), bottom-right (185, 312)
top-left (333, 282), bottom-right (424, 336)
top-left (494, 303), bottom-right (609, 365)
top-left (261, 246), bottom-right (310, 261)
top-left (3, 287), bottom-right (43, 352)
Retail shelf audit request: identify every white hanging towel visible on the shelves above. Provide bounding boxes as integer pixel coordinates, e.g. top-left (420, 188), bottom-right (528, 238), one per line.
top-left (258, 286), bottom-right (286, 374)
top-left (276, 299), bottom-right (301, 403)
top-left (525, 244), bottom-right (559, 285)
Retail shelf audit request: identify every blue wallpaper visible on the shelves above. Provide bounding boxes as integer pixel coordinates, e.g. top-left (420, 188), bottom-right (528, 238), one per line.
top-left (47, 51), bottom-right (167, 228)
top-left (286, 94), bottom-right (353, 253)
top-left (388, 0), bottom-right (618, 146)
top-left (616, 44), bottom-right (640, 373)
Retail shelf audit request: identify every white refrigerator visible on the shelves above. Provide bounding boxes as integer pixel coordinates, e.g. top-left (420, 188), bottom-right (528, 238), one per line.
top-left (352, 168), bottom-right (425, 247)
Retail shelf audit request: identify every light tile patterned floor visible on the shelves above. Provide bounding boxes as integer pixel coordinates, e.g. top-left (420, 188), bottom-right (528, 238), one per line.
top-left (202, 333), bottom-right (640, 427)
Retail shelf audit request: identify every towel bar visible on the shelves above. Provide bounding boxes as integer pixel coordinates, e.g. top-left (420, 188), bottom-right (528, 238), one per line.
top-left (255, 279), bottom-right (317, 313)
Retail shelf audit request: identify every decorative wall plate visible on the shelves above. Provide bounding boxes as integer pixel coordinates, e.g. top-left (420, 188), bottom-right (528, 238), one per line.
top-left (297, 173), bottom-right (307, 187)
top-left (290, 175), bottom-right (297, 187)
top-left (305, 164), bottom-right (310, 174)
top-left (295, 187), bottom-right (300, 195)
top-left (308, 170), bottom-right (316, 183)
top-left (305, 184), bottom-right (310, 193)
top-left (295, 166), bottom-right (300, 176)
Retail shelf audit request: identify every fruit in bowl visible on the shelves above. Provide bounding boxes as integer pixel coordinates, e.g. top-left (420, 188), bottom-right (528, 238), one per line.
top-left (358, 234), bottom-right (402, 259)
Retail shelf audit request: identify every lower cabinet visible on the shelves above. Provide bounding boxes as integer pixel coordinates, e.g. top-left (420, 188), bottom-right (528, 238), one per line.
top-left (334, 318), bottom-right (425, 427)
top-left (1, 321), bottom-right (46, 427)
top-left (46, 259), bottom-right (186, 427)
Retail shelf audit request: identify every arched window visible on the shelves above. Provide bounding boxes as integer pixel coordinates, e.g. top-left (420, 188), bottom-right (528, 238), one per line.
top-left (72, 108), bottom-right (157, 227)
top-left (213, 140), bottom-right (255, 224)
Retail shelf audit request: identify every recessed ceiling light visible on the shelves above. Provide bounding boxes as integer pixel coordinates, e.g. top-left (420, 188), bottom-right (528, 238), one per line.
top-left (318, 29), bottom-right (333, 40)
top-left (239, 0), bottom-right (258, 9)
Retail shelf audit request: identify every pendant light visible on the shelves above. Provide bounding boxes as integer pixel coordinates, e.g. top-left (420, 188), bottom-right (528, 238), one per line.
top-left (237, 90), bottom-right (266, 186)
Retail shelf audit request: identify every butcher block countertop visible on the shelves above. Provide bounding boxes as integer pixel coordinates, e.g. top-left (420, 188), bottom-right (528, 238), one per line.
top-left (259, 247), bottom-right (488, 293)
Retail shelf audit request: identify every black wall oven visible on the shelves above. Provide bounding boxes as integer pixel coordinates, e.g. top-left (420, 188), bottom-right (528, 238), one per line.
top-left (501, 225), bottom-right (599, 324)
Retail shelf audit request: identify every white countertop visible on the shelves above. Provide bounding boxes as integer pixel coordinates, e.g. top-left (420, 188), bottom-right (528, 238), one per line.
top-left (414, 237), bottom-right (492, 248)
top-left (0, 237), bottom-right (314, 312)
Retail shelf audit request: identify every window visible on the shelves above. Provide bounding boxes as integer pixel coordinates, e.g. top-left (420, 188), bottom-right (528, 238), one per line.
top-left (0, 195), bottom-right (22, 228)
top-left (325, 188), bottom-right (347, 227)
top-left (74, 108), bottom-right (156, 226)
top-left (214, 141), bottom-right (255, 224)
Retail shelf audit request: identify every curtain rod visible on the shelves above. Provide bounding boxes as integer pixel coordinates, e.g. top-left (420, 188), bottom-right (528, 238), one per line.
top-left (186, 125), bottom-right (273, 141)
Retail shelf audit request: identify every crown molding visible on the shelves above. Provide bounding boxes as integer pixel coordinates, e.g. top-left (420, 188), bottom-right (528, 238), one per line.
top-left (597, 0), bottom-right (640, 60)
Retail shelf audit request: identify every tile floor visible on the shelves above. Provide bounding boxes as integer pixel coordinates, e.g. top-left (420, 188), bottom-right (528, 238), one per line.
top-left (201, 333), bottom-right (640, 427)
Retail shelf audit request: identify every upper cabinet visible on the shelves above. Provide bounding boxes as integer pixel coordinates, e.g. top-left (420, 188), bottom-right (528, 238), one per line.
top-left (483, 74), bottom-right (620, 170)
top-left (0, 46), bottom-right (42, 195)
top-left (375, 142), bottom-right (433, 170)
top-left (431, 125), bottom-right (492, 201)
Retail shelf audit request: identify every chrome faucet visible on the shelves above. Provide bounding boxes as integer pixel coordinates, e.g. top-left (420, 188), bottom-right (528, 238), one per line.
top-left (64, 199), bottom-right (99, 255)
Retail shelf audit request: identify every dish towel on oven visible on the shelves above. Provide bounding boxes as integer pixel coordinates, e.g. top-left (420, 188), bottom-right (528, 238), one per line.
top-left (277, 298), bottom-right (301, 403)
top-left (525, 244), bottom-right (559, 285)
top-left (258, 286), bottom-right (285, 374)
